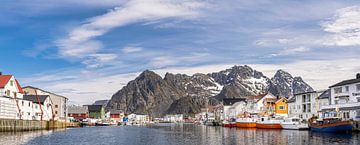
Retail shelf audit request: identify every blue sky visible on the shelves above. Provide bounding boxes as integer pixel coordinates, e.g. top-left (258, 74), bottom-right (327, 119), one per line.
top-left (1, 0), bottom-right (360, 104)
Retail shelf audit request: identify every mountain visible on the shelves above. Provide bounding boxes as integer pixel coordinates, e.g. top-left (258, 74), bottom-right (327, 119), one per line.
top-left (107, 65), bottom-right (313, 117)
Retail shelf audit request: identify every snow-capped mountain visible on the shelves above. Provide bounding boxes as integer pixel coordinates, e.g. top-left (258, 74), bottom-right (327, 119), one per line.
top-left (107, 65), bottom-right (313, 117)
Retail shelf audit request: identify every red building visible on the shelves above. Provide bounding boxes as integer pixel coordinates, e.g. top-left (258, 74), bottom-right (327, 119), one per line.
top-left (68, 106), bottom-right (89, 120)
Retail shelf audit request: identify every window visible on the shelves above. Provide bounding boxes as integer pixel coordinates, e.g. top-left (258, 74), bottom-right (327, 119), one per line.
top-left (279, 106), bottom-right (285, 110)
top-left (55, 111), bottom-right (58, 114)
top-left (334, 87), bottom-right (342, 94)
top-left (55, 105), bottom-right (58, 108)
top-left (6, 90), bottom-right (10, 96)
top-left (307, 104), bottom-right (311, 113)
top-left (22, 101), bottom-right (24, 106)
top-left (345, 86), bottom-right (349, 92)
top-left (357, 84), bottom-right (360, 92)
top-left (358, 98), bottom-right (360, 102)
top-left (10, 80), bottom-right (13, 86)
top-left (302, 104), bottom-right (306, 113)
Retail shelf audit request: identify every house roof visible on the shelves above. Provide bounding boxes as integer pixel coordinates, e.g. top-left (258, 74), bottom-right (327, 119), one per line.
top-left (287, 96), bottom-right (296, 103)
top-left (0, 75), bottom-right (23, 93)
top-left (109, 109), bottom-right (123, 114)
top-left (86, 105), bottom-right (103, 112)
top-left (293, 91), bottom-right (317, 96)
top-left (68, 106), bottom-right (88, 114)
top-left (23, 95), bottom-right (49, 104)
top-left (223, 98), bottom-right (246, 106)
top-left (0, 75), bottom-right (12, 88)
top-left (22, 86), bottom-right (68, 99)
top-left (93, 100), bottom-right (109, 107)
top-left (275, 97), bottom-right (287, 103)
top-left (318, 89), bottom-right (331, 99)
top-left (248, 94), bottom-right (267, 100)
top-left (329, 78), bottom-right (360, 88)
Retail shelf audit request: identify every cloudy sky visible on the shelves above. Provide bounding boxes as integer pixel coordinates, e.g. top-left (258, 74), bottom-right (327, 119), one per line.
top-left (1, 0), bottom-right (360, 104)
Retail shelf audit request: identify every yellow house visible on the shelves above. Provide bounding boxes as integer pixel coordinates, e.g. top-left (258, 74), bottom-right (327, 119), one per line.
top-left (275, 97), bottom-right (288, 116)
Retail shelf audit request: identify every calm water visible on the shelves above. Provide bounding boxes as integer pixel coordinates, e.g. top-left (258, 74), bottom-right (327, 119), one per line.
top-left (0, 124), bottom-right (359, 145)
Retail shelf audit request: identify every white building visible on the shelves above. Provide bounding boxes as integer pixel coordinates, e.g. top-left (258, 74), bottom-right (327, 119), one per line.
top-left (163, 114), bottom-right (183, 123)
top-left (22, 95), bottom-right (53, 121)
top-left (245, 93), bottom-right (277, 115)
top-left (222, 99), bottom-right (246, 120)
top-left (23, 86), bottom-right (68, 122)
top-left (287, 91), bottom-right (327, 120)
top-left (321, 74), bottom-right (360, 120)
top-left (0, 74), bottom-right (24, 119)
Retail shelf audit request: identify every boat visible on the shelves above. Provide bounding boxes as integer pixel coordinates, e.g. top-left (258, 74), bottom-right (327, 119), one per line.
top-left (256, 117), bottom-right (282, 129)
top-left (280, 117), bottom-right (308, 130)
top-left (236, 117), bottom-right (257, 128)
top-left (309, 117), bottom-right (352, 133)
top-left (223, 120), bottom-right (236, 127)
top-left (95, 122), bottom-right (111, 126)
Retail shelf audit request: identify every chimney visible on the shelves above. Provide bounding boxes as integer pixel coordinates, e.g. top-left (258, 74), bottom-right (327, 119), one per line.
top-left (357, 73), bottom-right (360, 79)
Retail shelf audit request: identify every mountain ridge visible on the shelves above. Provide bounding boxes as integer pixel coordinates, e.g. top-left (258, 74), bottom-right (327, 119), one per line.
top-left (107, 65), bottom-right (314, 117)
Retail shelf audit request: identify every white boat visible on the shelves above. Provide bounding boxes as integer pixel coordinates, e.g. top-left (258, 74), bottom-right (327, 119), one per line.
top-left (280, 117), bottom-right (308, 130)
top-left (256, 116), bottom-right (282, 129)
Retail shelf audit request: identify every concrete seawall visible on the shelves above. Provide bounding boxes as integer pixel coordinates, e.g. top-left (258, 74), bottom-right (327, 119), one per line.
top-left (0, 119), bottom-right (66, 132)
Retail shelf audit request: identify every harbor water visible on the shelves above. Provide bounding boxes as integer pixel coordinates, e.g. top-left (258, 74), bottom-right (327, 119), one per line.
top-left (1, 123), bottom-right (359, 145)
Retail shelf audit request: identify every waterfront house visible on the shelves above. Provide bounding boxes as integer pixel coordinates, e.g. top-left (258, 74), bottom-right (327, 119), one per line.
top-left (86, 105), bottom-right (105, 119)
top-left (321, 74), bottom-right (360, 120)
top-left (23, 95), bottom-right (53, 121)
top-left (246, 93), bottom-right (277, 116)
top-left (223, 99), bottom-right (247, 120)
top-left (109, 110), bottom-right (124, 123)
top-left (23, 86), bottom-right (68, 122)
top-left (275, 97), bottom-right (288, 117)
top-left (287, 90), bottom-right (326, 120)
top-left (163, 114), bottom-right (184, 123)
top-left (0, 73), bottom-right (25, 120)
top-left (316, 89), bottom-right (330, 118)
top-left (68, 105), bottom-right (89, 121)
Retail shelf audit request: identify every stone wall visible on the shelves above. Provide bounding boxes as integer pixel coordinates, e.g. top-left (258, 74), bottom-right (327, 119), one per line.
top-left (0, 119), bottom-right (66, 132)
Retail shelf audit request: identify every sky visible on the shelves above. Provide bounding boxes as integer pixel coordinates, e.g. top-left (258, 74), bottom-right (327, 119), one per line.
top-left (1, 0), bottom-right (360, 104)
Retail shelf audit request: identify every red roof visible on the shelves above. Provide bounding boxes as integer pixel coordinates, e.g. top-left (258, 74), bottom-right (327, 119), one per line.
top-left (0, 75), bottom-right (12, 88)
top-left (0, 75), bottom-right (23, 93)
top-left (15, 79), bottom-right (23, 93)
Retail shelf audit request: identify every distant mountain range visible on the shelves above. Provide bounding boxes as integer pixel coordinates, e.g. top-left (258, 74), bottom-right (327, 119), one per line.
top-left (106, 65), bottom-right (313, 117)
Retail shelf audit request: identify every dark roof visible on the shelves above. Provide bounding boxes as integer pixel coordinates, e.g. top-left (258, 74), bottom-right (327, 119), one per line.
top-left (68, 106), bottom-right (88, 114)
top-left (93, 100), bottom-right (109, 107)
top-left (329, 78), bottom-right (360, 88)
top-left (109, 109), bottom-right (123, 114)
top-left (223, 98), bottom-right (246, 106)
top-left (23, 95), bottom-right (49, 104)
top-left (318, 89), bottom-right (330, 99)
top-left (86, 105), bottom-right (103, 112)
top-left (287, 96), bottom-right (296, 103)
top-left (293, 91), bottom-right (317, 96)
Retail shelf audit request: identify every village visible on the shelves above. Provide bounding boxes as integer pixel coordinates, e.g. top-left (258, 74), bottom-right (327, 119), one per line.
top-left (1, 72), bottom-right (360, 133)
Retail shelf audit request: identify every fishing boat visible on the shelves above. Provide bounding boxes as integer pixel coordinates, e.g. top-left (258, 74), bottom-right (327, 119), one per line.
top-left (309, 117), bottom-right (352, 133)
top-left (236, 117), bottom-right (257, 128)
top-left (256, 117), bottom-right (282, 129)
top-left (280, 117), bottom-right (308, 130)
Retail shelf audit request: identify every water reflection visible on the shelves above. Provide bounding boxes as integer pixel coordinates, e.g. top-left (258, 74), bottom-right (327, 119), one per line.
top-left (0, 124), bottom-right (358, 145)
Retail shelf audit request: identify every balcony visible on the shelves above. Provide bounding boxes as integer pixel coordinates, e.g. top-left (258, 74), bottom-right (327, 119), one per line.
top-left (321, 102), bottom-right (360, 111)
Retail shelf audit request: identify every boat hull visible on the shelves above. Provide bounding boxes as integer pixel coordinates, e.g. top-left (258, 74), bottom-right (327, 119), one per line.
top-left (256, 123), bottom-right (282, 129)
top-left (310, 122), bottom-right (353, 133)
top-left (236, 122), bottom-right (257, 128)
top-left (281, 124), bottom-right (308, 130)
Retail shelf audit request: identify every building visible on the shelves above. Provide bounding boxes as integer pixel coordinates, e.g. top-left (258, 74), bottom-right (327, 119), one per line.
top-left (223, 99), bottom-right (247, 120)
top-left (23, 95), bottom-right (53, 121)
top-left (275, 97), bottom-right (288, 117)
top-left (0, 74), bottom-right (24, 119)
top-left (321, 74), bottom-right (360, 120)
top-left (163, 114), bottom-right (184, 123)
top-left (109, 110), bottom-right (124, 123)
top-left (68, 105), bottom-right (89, 121)
top-left (23, 86), bottom-right (68, 122)
top-left (86, 105), bottom-right (105, 119)
top-left (316, 89), bottom-right (330, 118)
top-left (246, 93), bottom-right (278, 115)
top-left (287, 91), bottom-right (325, 120)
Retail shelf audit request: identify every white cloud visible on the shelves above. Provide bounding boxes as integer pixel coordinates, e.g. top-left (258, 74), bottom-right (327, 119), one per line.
top-left (321, 6), bottom-right (360, 46)
top-left (55, 0), bottom-right (208, 60)
top-left (81, 53), bottom-right (118, 68)
top-left (271, 46), bottom-right (310, 56)
top-left (150, 53), bottom-right (209, 68)
top-left (122, 47), bottom-right (143, 53)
